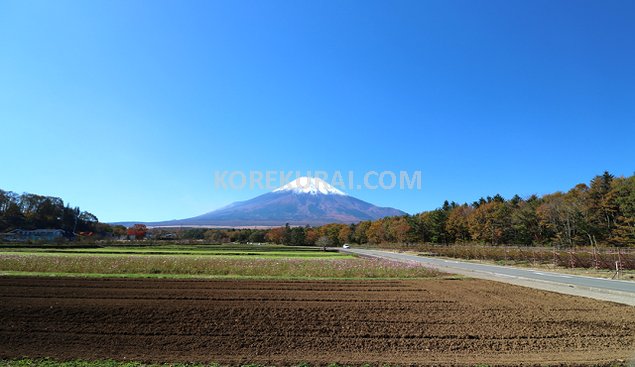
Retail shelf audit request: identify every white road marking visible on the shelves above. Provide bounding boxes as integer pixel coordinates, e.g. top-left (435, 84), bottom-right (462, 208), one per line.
top-left (494, 274), bottom-right (517, 279)
top-left (532, 271), bottom-right (572, 278)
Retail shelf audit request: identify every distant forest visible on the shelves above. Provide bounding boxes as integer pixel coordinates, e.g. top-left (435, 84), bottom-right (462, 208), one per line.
top-left (2, 171), bottom-right (634, 247)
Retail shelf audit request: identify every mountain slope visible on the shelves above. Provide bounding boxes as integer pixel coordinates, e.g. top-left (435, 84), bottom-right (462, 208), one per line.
top-left (153, 177), bottom-right (405, 226)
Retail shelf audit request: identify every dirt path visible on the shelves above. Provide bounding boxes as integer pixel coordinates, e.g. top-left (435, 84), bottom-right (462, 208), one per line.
top-left (1, 277), bottom-right (634, 366)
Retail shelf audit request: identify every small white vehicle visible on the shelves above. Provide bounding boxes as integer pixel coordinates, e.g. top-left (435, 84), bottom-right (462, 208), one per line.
top-left (342, 244), bottom-right (350, 249)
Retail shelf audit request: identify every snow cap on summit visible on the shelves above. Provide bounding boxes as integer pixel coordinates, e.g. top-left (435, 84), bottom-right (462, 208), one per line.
top-left (273, 177), bottom-right (346, 196)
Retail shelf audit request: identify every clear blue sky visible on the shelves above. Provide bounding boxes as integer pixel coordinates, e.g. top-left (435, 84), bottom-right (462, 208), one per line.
top-left (1, 0), bottom-right (634, 222)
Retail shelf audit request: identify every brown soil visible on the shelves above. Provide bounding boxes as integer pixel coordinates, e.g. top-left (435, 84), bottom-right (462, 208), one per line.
top-left (0, 277), bottom-right (634, 366)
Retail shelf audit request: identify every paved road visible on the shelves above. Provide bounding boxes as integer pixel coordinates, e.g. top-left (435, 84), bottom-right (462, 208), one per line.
top-left (341, 248), bottom-right (635, 306)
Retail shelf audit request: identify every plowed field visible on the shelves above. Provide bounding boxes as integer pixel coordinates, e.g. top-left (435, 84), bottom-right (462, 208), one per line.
top-left (1, 277), bottom-right (634, 366)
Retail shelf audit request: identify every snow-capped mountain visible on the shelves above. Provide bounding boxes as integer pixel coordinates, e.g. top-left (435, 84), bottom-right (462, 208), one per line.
top-left (273, 177), bottom-right (346, 196)
top-left (149, 177), bottom-right (405, 227)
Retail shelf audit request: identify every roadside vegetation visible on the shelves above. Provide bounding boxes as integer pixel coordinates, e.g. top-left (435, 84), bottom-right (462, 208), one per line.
top-left (379, 243), bottom-right (635, 279)
top-left (418, 244), bottom-right (635, 269)
top-left (400, 243), bottom-right (635, 271)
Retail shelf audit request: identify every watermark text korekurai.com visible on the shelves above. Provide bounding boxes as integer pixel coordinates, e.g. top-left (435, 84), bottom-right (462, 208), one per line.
top-left (214, 170), bottom-right (422, 191)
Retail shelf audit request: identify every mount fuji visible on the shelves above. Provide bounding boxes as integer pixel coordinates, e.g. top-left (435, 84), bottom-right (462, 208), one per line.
top-left (149, 177), bottom-right (405, 227)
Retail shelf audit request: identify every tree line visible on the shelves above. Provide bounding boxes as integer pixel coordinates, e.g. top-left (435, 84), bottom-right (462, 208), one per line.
top-left (222, 171), bottom-right (633, 248)
top-left (0, 190), bottom-right (117, 237)
top-left (150, 223), bottom-right (353, 247)
top-left (323, 171), bottom-right (634, 248)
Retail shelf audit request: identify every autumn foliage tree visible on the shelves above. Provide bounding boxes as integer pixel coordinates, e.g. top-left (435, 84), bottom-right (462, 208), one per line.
top-left (446, 205), bottom-right (472, 243)
top-left (303, 171), bottom-right (635, 248)
top-left (265, 227), bottom-right (285, 244)
top-left (127, 224), bottom-right (148, 240)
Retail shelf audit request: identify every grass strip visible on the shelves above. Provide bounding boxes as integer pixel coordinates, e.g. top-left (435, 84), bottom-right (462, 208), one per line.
top-left (0, 254), bottom-right (441, 279)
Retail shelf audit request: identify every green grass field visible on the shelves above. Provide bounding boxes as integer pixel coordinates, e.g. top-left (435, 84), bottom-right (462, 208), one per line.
top-left (0, 244), bottom-right (345, 257)
top-left (0, 244), bottom-right (440, 279)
